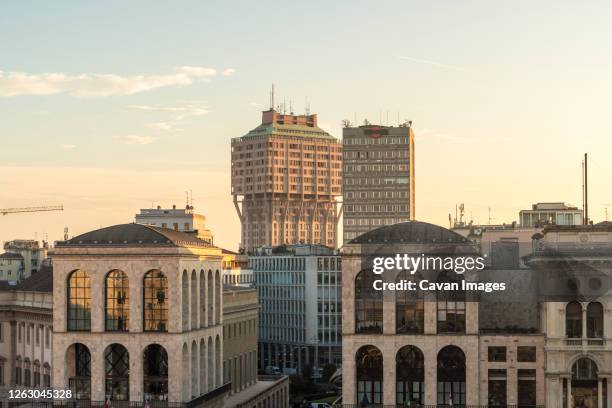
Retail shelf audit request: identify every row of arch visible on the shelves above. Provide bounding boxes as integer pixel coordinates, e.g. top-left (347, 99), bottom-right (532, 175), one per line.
top-left (355, 270), bottom-right (466, 335)
top-left (356, 344), bottom-right (466, 405)
top-left (66, 336), bottom-right (222, 401)
top-left (566, 301), bottom-right (604, 338)
top-left (14, 357), bottom-right (51, 388)
top-left (66, 268), bottom-right (221, 333)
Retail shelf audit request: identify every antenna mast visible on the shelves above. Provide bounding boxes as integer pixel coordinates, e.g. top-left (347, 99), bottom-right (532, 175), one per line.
top-left (584, 153), bottom-right (589, 225)
top-left (270, 84), bottom-right (275, 110)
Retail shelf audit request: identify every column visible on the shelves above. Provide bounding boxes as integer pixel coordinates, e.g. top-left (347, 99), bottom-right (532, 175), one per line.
top-left (383, 348), bottom-right (396, 405)
top-left (598, 378), bottom-right (603, 408)
top-left (583, 306), bottom-right (588, 339)
top-left (9, 321), bottom-right (16, 385)
top-left (91, 346), bottom-right (105, 401)
top-left (424, 301), bottom-right (437, 334)
top-left (424, 349), bottom-right (437, 405)
top-left (129, 344), bottom-right (143, 402)
top-left (566, 377), bottom-right (572, 408)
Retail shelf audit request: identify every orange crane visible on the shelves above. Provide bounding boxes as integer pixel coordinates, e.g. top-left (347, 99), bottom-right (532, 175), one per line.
top-left (1, 205), bottom-right (64, 216)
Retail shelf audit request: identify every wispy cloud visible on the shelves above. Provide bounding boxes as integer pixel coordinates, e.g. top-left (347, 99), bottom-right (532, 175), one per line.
top-left (398, 56), bottom-right (468, 72)
top-left (417, 128), bottom-right (468, 142)
top-left (113, 135), bottom-right (157, 145)
top-left (0, 66), bottom-right (218, 97)
top-left (147, 122), bottom-right (178, 131)
top-left (61, 144), bottom-right (76, 149)
top-left (222, 68), bottom-right (236, 76)
top-left (129, 103), bottom-right (208, 131)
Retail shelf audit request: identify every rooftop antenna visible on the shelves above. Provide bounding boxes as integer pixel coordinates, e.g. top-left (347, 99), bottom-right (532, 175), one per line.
top-left (290, 99), bottom-right (294, 115)
top-left (270, 84), bottom-right (275, 110)
top-left (488, 207), bottom-right (492, 224)
top-left (584, 153), bottom-right (589, 225)
top-left (64, 227), bottom-right (69, 241)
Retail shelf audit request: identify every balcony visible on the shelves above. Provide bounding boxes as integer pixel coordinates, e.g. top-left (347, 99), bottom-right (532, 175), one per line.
top-left (564, 338), bottom-right (606, 348)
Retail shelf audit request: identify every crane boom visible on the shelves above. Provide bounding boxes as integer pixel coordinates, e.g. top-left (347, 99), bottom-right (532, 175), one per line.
top-left (1, 205), bottom-right (64, 216)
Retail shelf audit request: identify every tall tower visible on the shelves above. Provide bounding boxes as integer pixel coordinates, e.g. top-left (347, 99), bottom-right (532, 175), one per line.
top-left (232, 108), bottom-right (342, 252)
top-left (342, 122), bottom-right (415, 243)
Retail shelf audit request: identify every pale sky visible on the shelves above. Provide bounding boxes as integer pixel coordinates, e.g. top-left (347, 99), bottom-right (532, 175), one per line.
top-left (2, 1), bottom-right (612, 251)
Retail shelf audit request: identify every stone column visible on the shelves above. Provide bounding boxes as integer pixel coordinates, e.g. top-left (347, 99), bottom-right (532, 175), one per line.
top-left (606, 377), bottom-right (612, 408)
top-left (383, 347), bottom-right (396, 405)
top-left (424, 348), bottom-right (437, 405)
top-left (168, 341), bottom-right (182, 402)
top-left (583, 305), bottom-right (588, 339)
top-left (424, 301), bottom-right (437, 334)
top-left (566, 377), bottom-right (571, 408)
top-left (91, 345), bottom-right (105, 401)
top-left (342, 344), bottom-right (356, 405)
top-left (129, 343), bottom-right (143, 402)
top-left (598, 378), bottom-right (603, 408)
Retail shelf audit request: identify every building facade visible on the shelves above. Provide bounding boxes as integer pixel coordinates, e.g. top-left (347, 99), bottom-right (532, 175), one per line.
top-left (231, 109), bottom-right (342, 252)
top-left (252, 244), bottom-right (342, 375)
top-left (222, 285), bottom-right (290, 408)
top-left (341, 221), bottom-right (545, 406)
top-left (51, 224), bottom-right (228, 406)
top-left (1, 240), bottom-right (49, 282)
top-left (520, 202), bottom-right (583, 227)
top-left (0, 268), bottom-right (53, 397)
top-left (342, 123), bottom-right (415, 244)
top-left (222, 250), bottom-right (253, 287)
top-left (135, 205), bottom-right (214, 244)
top-left (0, 253), bottom-right (23, 284)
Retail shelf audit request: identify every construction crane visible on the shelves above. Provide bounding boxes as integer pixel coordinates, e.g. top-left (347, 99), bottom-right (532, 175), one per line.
top-left (1, 205), bottom-right (64, 216)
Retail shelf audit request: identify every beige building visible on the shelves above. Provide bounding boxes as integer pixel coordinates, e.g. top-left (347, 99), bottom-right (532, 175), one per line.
top-left (0, 267), bottom-right (53, 399)
top-left (222, 286), bottom-right (289, 408)
top-left (231, 108), bottom-right (342, 252)
top-left (51, 224), bottom-right (228, 406)
top-left (341, 221), bottom-right (545, 406)
top-left (342, 122), bottom-right (415, 244)
top-left (135, 205), bottom-right (214, 244)
top-left (1, 240), bottom-right (49, 282)
top-left (0, 253), bottom-right (23, 284)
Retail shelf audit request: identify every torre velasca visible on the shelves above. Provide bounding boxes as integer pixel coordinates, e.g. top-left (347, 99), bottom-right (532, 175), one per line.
top-left (231, 108), bottom-right (342, 252)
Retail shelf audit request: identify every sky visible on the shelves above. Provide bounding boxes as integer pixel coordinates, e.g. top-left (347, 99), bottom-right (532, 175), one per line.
top-left (1, 0), bottom-right (612, 251)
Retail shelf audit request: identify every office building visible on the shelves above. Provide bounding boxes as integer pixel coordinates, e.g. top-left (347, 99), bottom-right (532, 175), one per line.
top-left (251, 244), bottom-right (342, 374)
top-left (342, 123), bottom-right (415, 244)
top-left (231, 108), bottom-right (342, 252)
top-left (52, 224), bottom-right (228, 406)
top-left (519, 202), bottom-right (583, 227)
top-left (135, 205), bottom-right (214, 244)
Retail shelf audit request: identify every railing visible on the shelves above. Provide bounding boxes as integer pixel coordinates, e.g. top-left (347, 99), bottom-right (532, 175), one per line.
top-left (565, 338), bottom-right (606, 346)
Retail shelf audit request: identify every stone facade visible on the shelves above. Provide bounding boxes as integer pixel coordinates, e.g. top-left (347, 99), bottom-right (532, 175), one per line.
top-left (51, 224), bottom-right (228, 406)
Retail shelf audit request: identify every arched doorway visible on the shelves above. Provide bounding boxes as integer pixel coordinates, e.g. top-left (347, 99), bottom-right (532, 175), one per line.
top-left (66, 343), bottom-right (91, 400)
top-left (143, 344), bottom-right (168, 401)
top-left (437, 345), bottom-right (466, 405)
top-left (104, 343), bottom-right (129, 400)
top-left (356, 345), bottom-right (383, 405)
top-left (396, 345), bottom-right (424, 405)
top-left (570, 358), bottom-right (600, 408)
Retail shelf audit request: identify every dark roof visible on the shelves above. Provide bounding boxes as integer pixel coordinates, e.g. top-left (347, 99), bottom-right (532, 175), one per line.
top-left (349, 221), bottom-right (471, 244)
top-left (14, 265), bottom-right (53, 292)
top-left (0, 252), bottom-right (23, 259)
top-left (56, 223), bottom-right (214, 248)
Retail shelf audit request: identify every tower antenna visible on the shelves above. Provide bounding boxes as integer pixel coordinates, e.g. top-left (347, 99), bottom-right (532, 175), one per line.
top-left (584, 153), bottom-right (589, 225)
top-left (270, 84), bottom-right (275, 110)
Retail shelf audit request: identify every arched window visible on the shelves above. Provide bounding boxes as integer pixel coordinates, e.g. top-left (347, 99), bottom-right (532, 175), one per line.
top-left (43, 363), bottom-right (51, 387)
top-left (436, 272), bottom-right (465, 333)
top-left (143, 344), bottom-right (168, 401)
top-left (437, 345), bottom-right (466, 405)
top-left (216, 270), bottom-right (221, 324)
top-left (105, 270), bottom-right (129, 332)
top-left (191, 270), bottom-right (198, 331)
top-left (33, 360), bottom-right (40, 387)
top-left (396, 271), bottom-right (424, 334)
top-left (208, 270), bottom-right (214, 325)
top-left (356, 345), bottom-right (383, 405)
top-left (104, 343), bottom-right (129, 400)
top-left (67, 343), bottom-right (91, 400)
top-left (396, 346), bottom-right (424, 405)
top-left (207, 337), bottom-right (214, 391)
top-left (216, 335), bottom-right (222, 387)
top-left (15, 356), bottom-right (22, 385)
top-left (143, 271), bottom-right (168, 332)
top-left (191, 341), bottom-right (198, 398)
top-left (182, 270), bottom-right (189, 331)
top-left (355, 270), bottom-right (383, 334)
top-left (24, 358), bottom-right (31, 387)
top-left (67, 270), bottom-right (91, 331)
top-left (566, 301), bottom-right (582, 338)
top-left (200, 270), bottom-right (206, 328)
top-left (572, 357), bottom-right (598, 381)
top-left (181, 343), bottom-right (189, 401)
top-left (587, 302), bottom-right (603, 338)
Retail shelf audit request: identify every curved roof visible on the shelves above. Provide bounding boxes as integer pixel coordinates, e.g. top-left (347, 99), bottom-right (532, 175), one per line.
top-left (349, 221), bottom-right (470, 244)
top-left (57, 223), bottom-right (213, 248)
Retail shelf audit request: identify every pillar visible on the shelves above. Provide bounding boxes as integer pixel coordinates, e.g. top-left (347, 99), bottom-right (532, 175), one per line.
top-left (383, 348), bottom-right (396, 405)
top-left (566, 377), bottom-right (572, 408)
top-left (598, 378), bottom-right (603, 408)
top-left (424, 349), bottom-right (437, 405)
top-left (129, 344), bottom-right (143, 402)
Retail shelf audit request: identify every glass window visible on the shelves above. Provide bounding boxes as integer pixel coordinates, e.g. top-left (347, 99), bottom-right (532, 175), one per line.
top-left (517, 346), bottom-right (536, 362)
top-left (67, 271), bottom-right (91, 331)
top-left (566, 302), bottom-right (582, 338)
top-left (143, 271), bottom-right (168, 332)
top-left (488, 346), bottom-right (507, 362)
top-left (355, 270), bottom-right (383, 334)
top-left (488, 369), bottom-right (507, 407)
top-left (105, 270), bottom-right (129, 332)
top-left (105, 344), bottom-right (129, 400)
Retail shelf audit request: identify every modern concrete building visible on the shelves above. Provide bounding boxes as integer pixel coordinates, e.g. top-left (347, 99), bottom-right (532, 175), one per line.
top-left (341, 221), bottom-right (545, 406)
top-left (251, 244), bottom-right (342, 375)
top-left (0, 267), bottom-right (53, 398)
top-left (135, 205), bottom-right (214, 244)
top-left (520, 202), bottom-right (583, 227)
top-left (222, 285), bottom-right (289, 408)
top-left (342, 123), bottom-right (415, 244)
top-left (231, 108), bottom-right (342, 252)
top-left (51, 224), bottom-right (228, 406)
